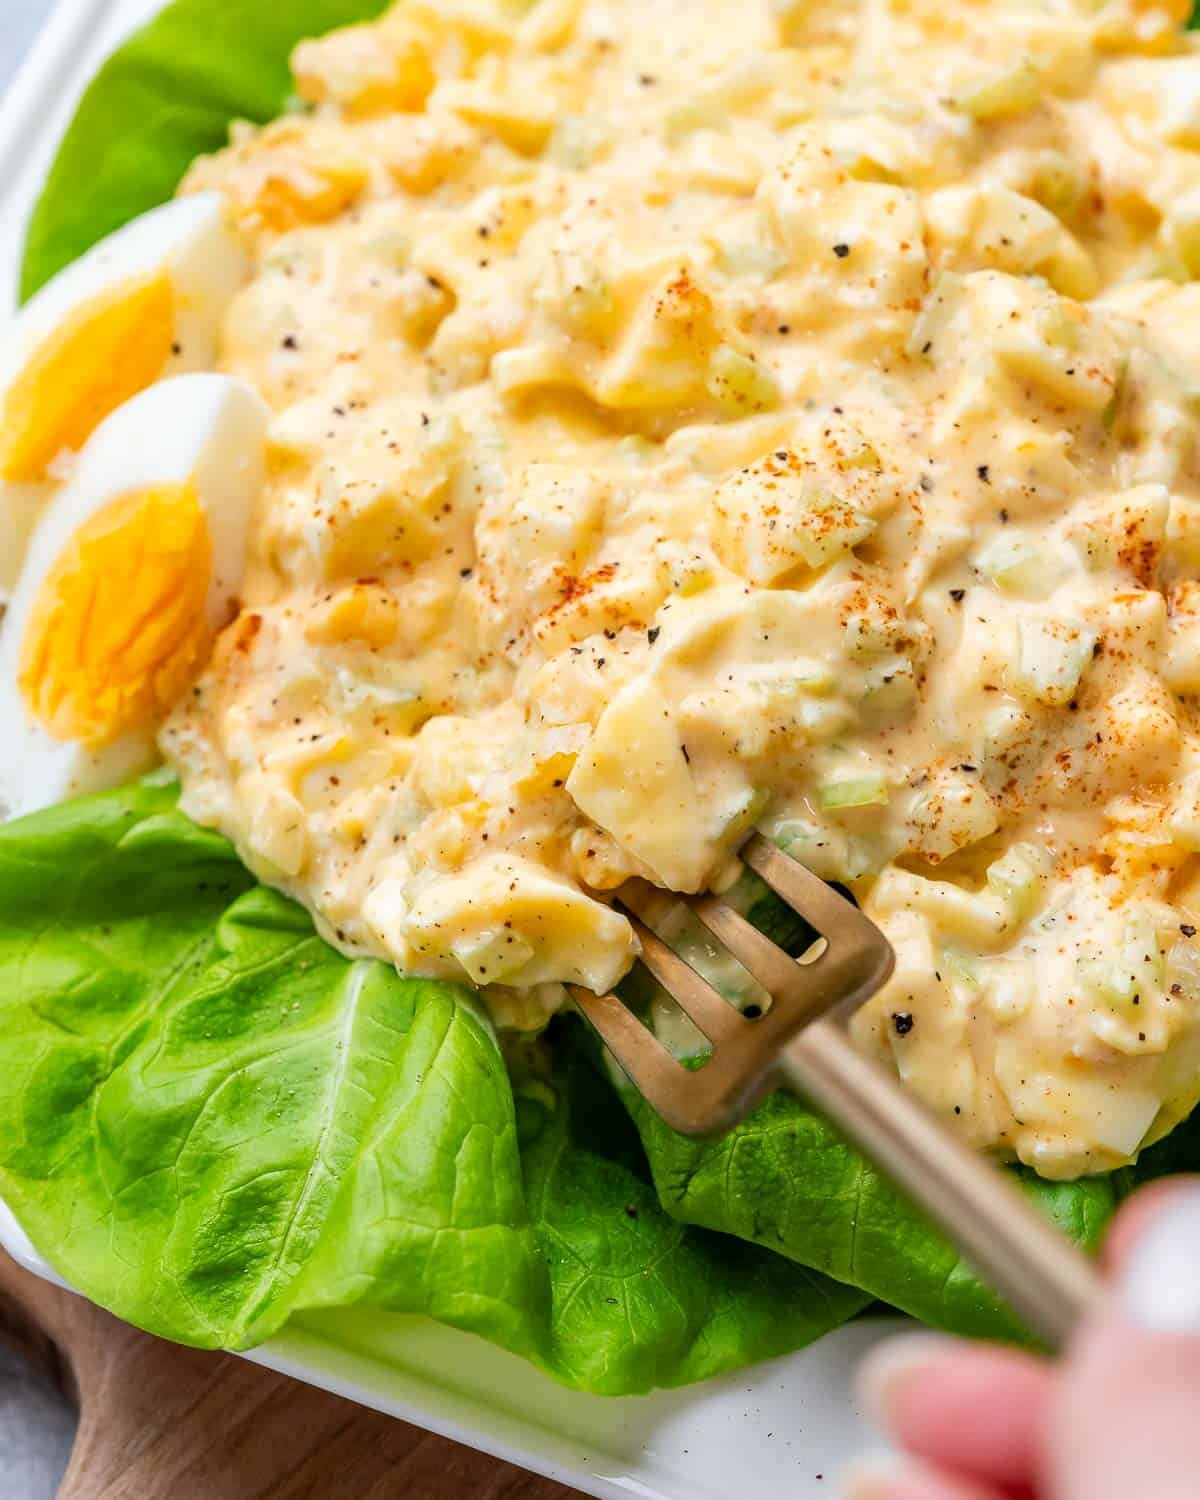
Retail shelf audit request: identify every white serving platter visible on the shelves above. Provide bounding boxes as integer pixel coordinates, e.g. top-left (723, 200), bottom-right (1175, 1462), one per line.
top-left (0, 5), bottom-right (897, 1494)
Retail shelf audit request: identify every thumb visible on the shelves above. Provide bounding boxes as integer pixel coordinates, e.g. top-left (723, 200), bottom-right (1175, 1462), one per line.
top-left (1046, 1179), bottom-right (1200, 1500)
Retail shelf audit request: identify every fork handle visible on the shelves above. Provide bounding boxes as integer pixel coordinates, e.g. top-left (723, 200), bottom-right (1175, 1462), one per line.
top-left (777, 1018), bottom-right (1105, 1350)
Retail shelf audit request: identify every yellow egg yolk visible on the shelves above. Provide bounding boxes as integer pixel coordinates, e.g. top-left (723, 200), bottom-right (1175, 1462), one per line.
top-left (0, 273), bottom-right (175, 483)
top-left (19, 483), bottom-right (214, 747)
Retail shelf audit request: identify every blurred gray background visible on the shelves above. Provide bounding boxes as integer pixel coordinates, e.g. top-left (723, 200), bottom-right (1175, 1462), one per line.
top-left (1, 8), bottom-right (78, 1494)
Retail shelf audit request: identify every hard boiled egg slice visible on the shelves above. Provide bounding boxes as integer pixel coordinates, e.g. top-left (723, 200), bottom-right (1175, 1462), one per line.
top-left (0, 192), bottom-right (247, 596)
top-left (0, 373), bottom-right (268, 819)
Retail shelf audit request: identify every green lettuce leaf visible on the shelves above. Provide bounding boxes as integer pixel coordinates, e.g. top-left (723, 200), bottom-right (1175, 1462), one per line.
top-left (627, 1087), bottom-right (1115, 1343)
top-left (0, 784), bottom-right (864, 1391)
top-left (21, 0), bottom-right (389, 300)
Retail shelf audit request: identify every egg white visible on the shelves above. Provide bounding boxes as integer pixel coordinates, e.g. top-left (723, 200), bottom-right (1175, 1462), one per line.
top-left (0, 193), bottom-right (248, 599)
top-left (0, 374), bottom-right (269, 821)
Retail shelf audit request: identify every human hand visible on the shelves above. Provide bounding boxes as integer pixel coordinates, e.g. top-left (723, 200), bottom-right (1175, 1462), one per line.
top-left (845, 1179), bottom-right (1200, 1500)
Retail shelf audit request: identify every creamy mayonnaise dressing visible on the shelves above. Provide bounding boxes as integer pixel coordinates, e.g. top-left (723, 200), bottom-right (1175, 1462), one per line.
top-left (164, 0), bottom-right (1200, 1177)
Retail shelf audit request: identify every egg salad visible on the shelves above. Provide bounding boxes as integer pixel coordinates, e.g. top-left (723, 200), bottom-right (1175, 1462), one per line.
top-left (31, 0), bottom-right (1184, 1181)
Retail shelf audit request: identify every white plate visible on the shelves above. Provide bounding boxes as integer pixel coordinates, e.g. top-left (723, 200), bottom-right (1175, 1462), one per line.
top-left (0, 6), bottom-right (897, 1494)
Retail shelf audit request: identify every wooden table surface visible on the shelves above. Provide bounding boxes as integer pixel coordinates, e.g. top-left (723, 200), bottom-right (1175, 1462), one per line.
top-left (0, 1250), bottom-right (583, 1499)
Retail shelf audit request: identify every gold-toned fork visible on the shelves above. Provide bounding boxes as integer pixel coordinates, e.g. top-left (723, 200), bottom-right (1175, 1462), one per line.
top-left (571, 832), bottom-right (1104, 1350)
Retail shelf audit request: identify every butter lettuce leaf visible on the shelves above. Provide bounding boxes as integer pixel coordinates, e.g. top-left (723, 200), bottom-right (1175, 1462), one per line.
top-left (0, 784), bottom-right (864, 1390)
top-left (626, 1086), bottom-right (1116, 1343)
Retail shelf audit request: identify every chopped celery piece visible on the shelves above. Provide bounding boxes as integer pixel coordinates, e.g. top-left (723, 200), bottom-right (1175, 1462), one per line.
top-left (333, 667), bottom-right (421, 713)
top-left (749, 660), bottom-right (836, 697)
top-left (1170, 768), bottom-right (1200, 849)
top-left (907, 271), bottom-right (962, 360)
top-left (986, 842), bottom-right (1053, 921)
top-left (1014, 617), bottom-right (1095, 707)
top-left (793, 494), bottom-right (876, 569)
top-left (367, 230), bottom-right (411, 267)
top-left (942, 947), bottom-right (981, 987)
top-left (674, 555), bottom-right (716, 596)
top-left (981, 700), bottom-right (1031, 763)
top-left (1166, 937), bottom-right (1200, 999)
top-left (1030, 152), bottom-right (1085, 221)
top-left (976, 535), bottom-right (1058, 598)
top-left (706, 344), bottom-right (780, 413)
top-left (546, 114), bottom-right (611, 169)
top-left (817, 774), bottom-right (889, 811)
top-left (1077, 908), bottom-right (1166, 1011)
top-left (715, 238), bottom-right (788, 280)
top-left (557, 270), bottom-right (615, 337)
top-left (862, 655), bottom-right (915, 707)
top-left (1124, 908), bottom-right (1166, 984)
top-left (771, 0), bottom-right (815, 33)
top-left (844, 609), bottom-right (897, 657)
top-left (452, 928), bottom-right (535, 985)
top-left (770, 818), bottom-right (877, 880)
top-left (795, 695), bottom-right (853, 737)
top-left (718, 786), bottom-right (770, 844)
top-left (984, 958), bottom-right (1034, 1021)
top-left (910, 770), bottom-right (999, 859)
top-left (616, 434), bottom-right (657, 467)
top-left (1077, 956), bottom-right (1140, 1011)
top-left (955, 60), bottom-right (1040, 122)
top-left (790, 661), bottom-right (837, 695)
top-left (665, 98), bottom-right (728, 141)
top-left (773, 817), bottom-right (836, 862)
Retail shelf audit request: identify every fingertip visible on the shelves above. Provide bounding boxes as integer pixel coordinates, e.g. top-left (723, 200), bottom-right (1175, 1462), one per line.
top-left (1102, 1175), bottom-right (1200, 1275)
top-left (854, 1332), bottom-right (1051, 1488)
top-left (842, 1459), bottom-right (900, 1500)
top-left (1108, 1180), bottom-right (1200, 1333)
top-left (855, 1333), bottom-right (955, 1429)
top-left (842, 1458), bottom-right (1011, 1500)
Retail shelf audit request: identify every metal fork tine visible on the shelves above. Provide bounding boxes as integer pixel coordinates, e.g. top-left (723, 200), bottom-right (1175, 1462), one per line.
top-left (567, 984), bottom-right (686, 1100)
top-left (743, 834), bottom-right (890, 977)
top-left (688, 894), bottom-right (823, 1016)
top-left (622, 909), bottom-right (746, 1042)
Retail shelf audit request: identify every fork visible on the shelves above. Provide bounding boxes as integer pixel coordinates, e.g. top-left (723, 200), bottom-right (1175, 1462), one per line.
top-left (570, 832), bottom-right (1105, 1350)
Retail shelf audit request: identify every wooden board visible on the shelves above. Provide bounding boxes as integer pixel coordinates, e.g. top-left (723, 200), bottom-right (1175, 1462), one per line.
top-left (0, 1250), bottom-right (583, 1499)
